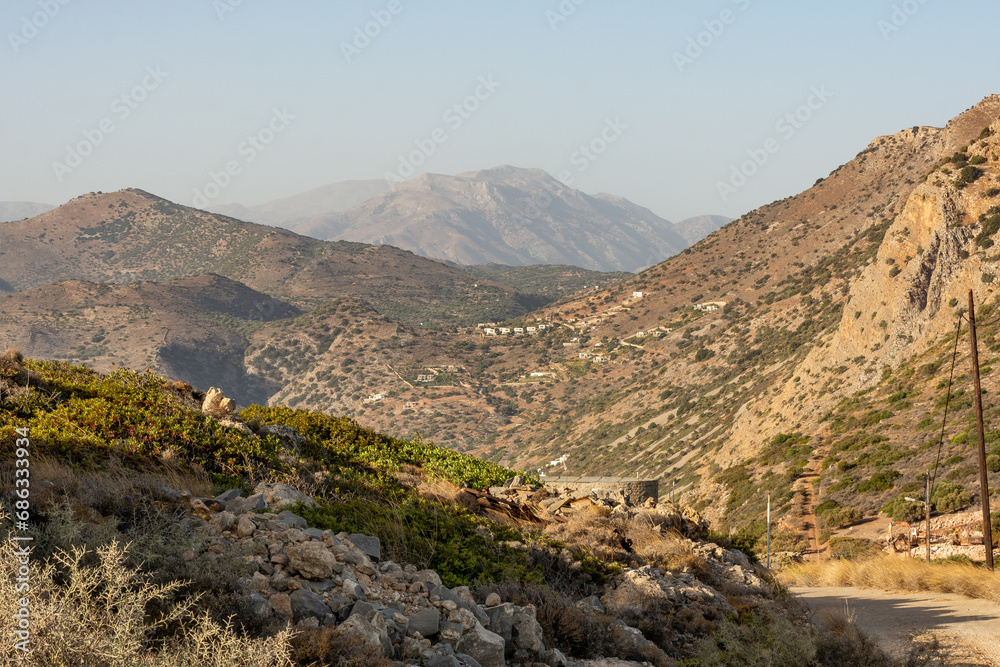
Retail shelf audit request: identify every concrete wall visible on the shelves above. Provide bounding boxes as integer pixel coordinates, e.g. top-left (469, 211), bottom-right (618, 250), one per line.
top-left (543, 476), bottom-right (658, 505)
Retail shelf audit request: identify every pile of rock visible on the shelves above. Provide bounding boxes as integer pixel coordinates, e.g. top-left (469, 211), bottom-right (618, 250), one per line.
top-left (162, 472), bottom-right (774, 667)
top-left (170, 483), bottom-right (562, 667)
top-left (457, 477), bottom-right (709, 540)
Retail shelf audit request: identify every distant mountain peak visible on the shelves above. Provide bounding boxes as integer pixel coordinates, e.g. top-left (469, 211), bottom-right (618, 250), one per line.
top-left (292, 166), bottom-right (687, 272)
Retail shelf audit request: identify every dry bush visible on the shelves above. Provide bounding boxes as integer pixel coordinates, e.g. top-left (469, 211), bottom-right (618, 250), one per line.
top-left (781, 554), bottom-right (1000, 603)
top-left (544, 505), bottom-right (632, 564)
top-left (416, 478), bottom-right (461, 505)
top-left (0, 460), bottom-right (268, 637)
top-left (628, 522), bottom-right (705, 576)
top-left (289, 626), bottom-right (393, 667)
top-left (0, 537), bottom-right (293, 667)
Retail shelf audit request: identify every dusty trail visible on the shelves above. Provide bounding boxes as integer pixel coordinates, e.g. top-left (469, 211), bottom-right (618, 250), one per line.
top-left (793, 586), bottom-right (1000, 666)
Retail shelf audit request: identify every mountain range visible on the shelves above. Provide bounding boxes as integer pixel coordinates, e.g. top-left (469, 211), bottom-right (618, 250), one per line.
top-left (207, 166), bottom-right (729, 272)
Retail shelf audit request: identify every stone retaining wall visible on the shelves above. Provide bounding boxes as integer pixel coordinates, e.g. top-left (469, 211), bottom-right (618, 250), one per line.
top-left (542, 476), bottom-right (658, 505)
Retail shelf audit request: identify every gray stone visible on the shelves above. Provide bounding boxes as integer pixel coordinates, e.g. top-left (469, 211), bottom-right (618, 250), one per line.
top-left (247, 591), bottom-right (271, 618)
top-left (343, 579), bottom-right (366, 601)
top-left (347, 533), bottom-right (382, 561)
top-left (349, 600), bottom-right (379, 619)
top-left (210, 511), bottom-right (236, 532)
top-left (484, 593), bottom-right (501, 607)
top-left (303, 528), bottom-right (325, 540)
top-left (300, 579), bottom-right (339, 594)
top-left (457, 621), bottom-right (506, 667)
top-left (510, 475), bottom-right (524, 487)
top-left (423, 654), bottom-right (461, 667)
top-left (510, 606), bottom-right (544, 656)
top-left (413, 569), bottom-right (443, 587)
top-left (214, 488), bottom-right (241, 505)
top-left (439, 620), bottom-right (464, 648)
top-left (408, 608), bottom-right (440, 637)
top-left (456, 654), bottom-right (483, 667)
top-left (274, 510), bottom-right (308, 529)
top-left (287, 541), bottom-right (339, 580)
top-left (289, 588), bottom-right (329, 621)
top-left (226, 493), bottom-right (267, 515)
top-left (332, 615), bottom-right (384, 657)
top-left (254, 482), bottom-right (316, 511)
top-left (484, 603), bottom-right (514, 647)
top-left (235, 515), bottom-right (256, 538)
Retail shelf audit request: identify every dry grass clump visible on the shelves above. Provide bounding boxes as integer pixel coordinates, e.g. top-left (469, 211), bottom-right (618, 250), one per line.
top-left (289, 626), bottom-right (392, 667)
top-left (0, 535), bottom-right (293, 667)
top-left (781, 554), bottom-right (1000, 603)
top-left (544, 505), bottom-right (633, 563)
top-left (629, 522), bottom-right (706, 576)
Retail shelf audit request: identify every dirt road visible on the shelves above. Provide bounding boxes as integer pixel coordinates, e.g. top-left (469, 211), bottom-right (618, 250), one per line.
top-left (793, 586), bottom-right (1000, 666)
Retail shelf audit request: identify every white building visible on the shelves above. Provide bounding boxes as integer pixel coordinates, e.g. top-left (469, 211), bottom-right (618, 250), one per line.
top-left (632, 291), bottom-right (644, 299)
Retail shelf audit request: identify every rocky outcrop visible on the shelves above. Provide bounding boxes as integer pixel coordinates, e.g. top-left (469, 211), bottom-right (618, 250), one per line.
top-left (165, 476), bottom-right (764, 666)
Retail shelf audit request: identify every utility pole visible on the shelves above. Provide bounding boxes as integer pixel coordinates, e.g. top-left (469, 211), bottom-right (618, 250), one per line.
top-left (968, 290), bottom-right (995, 571)
top-left (925, 474), bottom-right (931, 564)
top-left (766, 492), bottom-right (772, 569)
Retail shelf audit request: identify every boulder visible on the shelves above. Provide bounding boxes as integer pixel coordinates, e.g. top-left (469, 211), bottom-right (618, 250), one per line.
top-left (456, 621), bottom-right (506, 667)
top-left (202, 387), bottom-right (236, 419)
top-left (289, 588), bottom-right (330, 622)
top-left (254, 482), bottom-right (316, 510)
top-left (331, 615), bottom-right (385, 657)
top-left (274, 510), bottom-right (308, 529)
top-left (287, 541), bottom-right (340, 580)
top-left (209, 511), bottom-right (235, 532)
top-left (408, 608), bottom-right (441, 637)
top-left (268, 593), bottom-right (292, 621)
top-left (226, 493), bottom-right (267, 516)
top-left (413, 569), bottom-right (443, 587)
top-left (347, 533), bottom-right (381, 561)
top-left (235, 515), bottom-right (256, 538)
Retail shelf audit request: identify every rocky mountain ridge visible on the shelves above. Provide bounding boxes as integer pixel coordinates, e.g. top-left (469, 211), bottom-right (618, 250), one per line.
top-left (293, 166), bottom-right (695, 273)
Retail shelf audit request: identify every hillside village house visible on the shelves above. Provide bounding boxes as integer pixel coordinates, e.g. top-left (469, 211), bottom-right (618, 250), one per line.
top-left (363, 393), bottom-right (386, 403)
top-left (632, 291), bottom-right (644, 299)
top-left (484, 328), bottom-right (497, 336)
top-left (415, 374), bottom-right (434, 383)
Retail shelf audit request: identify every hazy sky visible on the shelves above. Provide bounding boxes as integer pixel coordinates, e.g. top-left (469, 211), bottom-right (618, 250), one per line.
top-left (3, 0), bottom-right (999, 222)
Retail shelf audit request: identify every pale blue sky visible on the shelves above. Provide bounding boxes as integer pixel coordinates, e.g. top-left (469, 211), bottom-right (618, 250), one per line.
top-left (3, 0), bottom-right (999, 221)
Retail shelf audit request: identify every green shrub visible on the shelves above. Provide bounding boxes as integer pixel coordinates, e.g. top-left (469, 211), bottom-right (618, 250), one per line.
top-left (987, 454), bottom-right (1000, 473)
top-left (881, 496), bottom-right (925, 523)
top-left (856, 470), bottom-right (900, 493)
top-left (931, 482), bottom-right (972, 513)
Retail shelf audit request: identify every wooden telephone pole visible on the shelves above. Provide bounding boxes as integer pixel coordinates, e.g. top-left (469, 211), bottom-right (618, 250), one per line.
top-left (967, 291), bottom-right (995, 571)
